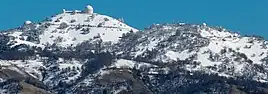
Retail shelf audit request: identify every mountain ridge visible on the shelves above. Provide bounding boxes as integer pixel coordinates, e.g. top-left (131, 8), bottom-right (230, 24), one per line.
top-left (0, 5), bottom-right (267, 94)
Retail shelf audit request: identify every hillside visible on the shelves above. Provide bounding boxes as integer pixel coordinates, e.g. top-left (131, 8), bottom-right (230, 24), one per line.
top-left (0, 5), bottom-right (267, 94)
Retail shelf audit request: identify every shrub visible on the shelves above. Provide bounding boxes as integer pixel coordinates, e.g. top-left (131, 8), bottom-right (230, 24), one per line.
top-left (58, 22), bottom-right (69, 29)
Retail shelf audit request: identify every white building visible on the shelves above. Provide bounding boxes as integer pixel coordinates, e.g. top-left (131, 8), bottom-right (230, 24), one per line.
top-left (24, 20), bottom-right (32, 25)
top-left (85, 5), bottom-right (94, 15)
top-left (62, 5), bottom-right (94, 15)
top-left (203, 23), bottom-right (207, 26)
top-left (62, 9), bottom-right (66, 13)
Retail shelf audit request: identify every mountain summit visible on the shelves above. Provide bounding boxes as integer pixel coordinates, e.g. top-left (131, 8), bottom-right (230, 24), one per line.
top-left (0, 5), bottom-right (268, 94)
top-left (5, 5), bottom-right (137, 48)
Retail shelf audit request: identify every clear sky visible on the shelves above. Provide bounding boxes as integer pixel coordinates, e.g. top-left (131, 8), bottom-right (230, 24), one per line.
top-left (0, 0), bottom-right (267, 38)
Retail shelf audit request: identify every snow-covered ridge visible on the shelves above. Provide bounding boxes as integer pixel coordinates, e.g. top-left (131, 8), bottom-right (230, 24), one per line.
top-left (1, 5), bottom-right (268, 93)
top-left (134, 23), bottom-right (268, 64)
top-left (40, 12), bottom-right (137, 47)
top-left (115, 23), bottom-right (268, 82)
top-left (5, 5), bottom-right (138, 48)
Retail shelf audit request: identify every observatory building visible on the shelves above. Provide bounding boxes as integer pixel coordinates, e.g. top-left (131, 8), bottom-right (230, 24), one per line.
top-left (85, 5), bottom-right (94, 15)
top-left (24, 20), bottom-right (32, 25)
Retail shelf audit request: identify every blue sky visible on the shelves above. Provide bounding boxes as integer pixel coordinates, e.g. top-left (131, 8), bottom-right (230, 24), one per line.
top-left (0, 0), bottom-right (267, 38)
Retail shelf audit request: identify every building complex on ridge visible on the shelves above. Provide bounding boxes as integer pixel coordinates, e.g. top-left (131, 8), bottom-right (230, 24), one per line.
top-left (63, 5), bottom-right (94, 15)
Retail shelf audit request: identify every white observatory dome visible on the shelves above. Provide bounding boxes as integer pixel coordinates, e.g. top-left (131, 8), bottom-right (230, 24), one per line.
top-left (85, 5), bottom-right (94, 15)
top-left (24, 20), bottom-right (32, 25)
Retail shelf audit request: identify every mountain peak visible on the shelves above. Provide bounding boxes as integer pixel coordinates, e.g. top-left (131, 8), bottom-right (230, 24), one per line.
top-left (5, 6), bottom-right (138, 48)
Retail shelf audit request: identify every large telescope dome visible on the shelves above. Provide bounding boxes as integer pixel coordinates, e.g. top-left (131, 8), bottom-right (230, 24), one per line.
top-left (85, 5), bottom-right (94, 15)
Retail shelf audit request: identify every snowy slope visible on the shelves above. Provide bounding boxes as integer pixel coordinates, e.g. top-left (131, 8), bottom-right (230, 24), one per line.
top-left (39, 13), bottom-right (137, 47)
top-left (1, 6), bottom-right (268, 93)
top-left (198, 26), bottom-right (268, 65)
top-left (6, 31), bottom-right (45, 49)
top-left (3, 8), bottom-right (137, 48)
top-left (115, 24), bottom-right (268, 82)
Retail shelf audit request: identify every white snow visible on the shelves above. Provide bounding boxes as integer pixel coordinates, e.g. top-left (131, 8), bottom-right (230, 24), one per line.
top-left (199, 28), bottom-right (268, 64)
top-left (111, 59), bottom-right (156, 70)
top-left (0, 60), bottom-right (44, 80)
top-left (8, 31), bottom-right (23, 38)
top-left (165, 50), bottom-right (194, 61)
top-left (199, 28), bottom-right (237, 38)
top-left (10, 39), bottom-right (45, 49)
top-left (133, 37), bottom-right (161, 58)
top-left (58, 62), bottom-right (82, 69)
top-left (112, 59), bottom-right (135, 68)
top-left (58, 58), bottom-right (82, 70)
top-left (147, 39), bottom-right (158, 50)
top-left (7, 31), bottom-right (45, 49)
top-left (39, 12), bottom-right (137, 47)
top-left (4, 8), bottom-right (138, 48)
top-left (10, 60), bottom-right (44, 80)
top-left (1, 8), bottom-right (268, 84)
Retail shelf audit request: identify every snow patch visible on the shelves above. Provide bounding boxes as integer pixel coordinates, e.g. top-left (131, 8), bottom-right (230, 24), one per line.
top-left (165, 50), bottom-right (194, 61)
top-left (112, 59), bottom-right (135, 68)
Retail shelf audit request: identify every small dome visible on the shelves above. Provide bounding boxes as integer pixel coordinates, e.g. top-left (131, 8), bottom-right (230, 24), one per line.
top-left (85, 5), bottom-right (94, 14)
top-left (86, 5), bottom-right (93, 10)
top-left (24, 20), bottom-right (32, 25)
top-left (202, 23), bottom-right (207, 26)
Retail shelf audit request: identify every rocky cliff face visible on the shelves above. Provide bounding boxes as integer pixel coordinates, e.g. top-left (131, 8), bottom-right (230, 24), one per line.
top-left (0, 7), bottom-right (268, 94)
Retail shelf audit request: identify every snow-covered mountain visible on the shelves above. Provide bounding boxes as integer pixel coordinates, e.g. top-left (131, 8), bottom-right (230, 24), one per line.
top-left (4, 7), bottom-right (137, 49)
top-left (115, 24), bottom-right (268, 82)
top-left (0, 5), bottom-right (268, 94)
